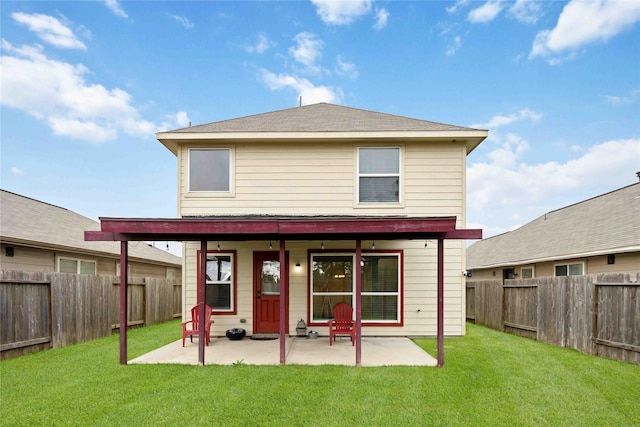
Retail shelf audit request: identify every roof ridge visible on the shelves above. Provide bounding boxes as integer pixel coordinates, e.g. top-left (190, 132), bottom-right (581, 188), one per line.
top-left (1, 189), bottom-right (70, 213)
top-left (547, 182), bottom-right (640, 215)
top-left (167, 103), bottom-right (315, 132)
top-left (163, 102), bottom-right (484, 133)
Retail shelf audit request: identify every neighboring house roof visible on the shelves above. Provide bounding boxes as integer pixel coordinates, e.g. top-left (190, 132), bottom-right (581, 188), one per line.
top-left (0, 190), bottom-right (181, 267)
top-left (156, 102), bottom-right (488, 154)
top-left (467, 183), bottom-right (640, 269)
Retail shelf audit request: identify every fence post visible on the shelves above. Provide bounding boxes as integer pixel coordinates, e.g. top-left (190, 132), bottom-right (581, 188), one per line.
top-left (591, 281), bottom-right (599, 357)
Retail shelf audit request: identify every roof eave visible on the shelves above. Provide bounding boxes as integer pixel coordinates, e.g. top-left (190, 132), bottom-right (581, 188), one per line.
top-left (156, 130), bottom-right (489, 156)
top-left (0, 237), bottom-right (182, 267)
top-left (468, 245), bottom-right (640, 270)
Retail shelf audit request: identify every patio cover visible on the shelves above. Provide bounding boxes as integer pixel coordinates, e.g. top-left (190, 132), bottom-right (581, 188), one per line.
top-left (85, 215), bottom-right (481, 367)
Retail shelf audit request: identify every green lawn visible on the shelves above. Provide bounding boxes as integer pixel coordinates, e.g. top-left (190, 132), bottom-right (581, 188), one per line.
top-left (1, 321), bottom-right (638, 426)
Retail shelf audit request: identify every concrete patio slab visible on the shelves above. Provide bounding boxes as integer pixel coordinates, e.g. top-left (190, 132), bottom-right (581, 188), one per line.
top-left (129, 336), bottom-right (437, 367)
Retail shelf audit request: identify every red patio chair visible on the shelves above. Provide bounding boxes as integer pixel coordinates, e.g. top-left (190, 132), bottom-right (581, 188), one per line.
top-left (182, 304), bottom-right (214, 347)
top-left (329, 302), bottom-right (355, 346)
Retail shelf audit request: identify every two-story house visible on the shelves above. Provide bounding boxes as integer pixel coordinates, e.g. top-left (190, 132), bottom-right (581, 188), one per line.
top-left (86, 103), bottom-right (487, 365)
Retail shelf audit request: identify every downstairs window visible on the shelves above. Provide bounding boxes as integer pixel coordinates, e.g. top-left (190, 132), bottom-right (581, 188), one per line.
top-left (198, 251), bottom-right (236, 314)
top-left (310, 252), bottom-right (401, 324)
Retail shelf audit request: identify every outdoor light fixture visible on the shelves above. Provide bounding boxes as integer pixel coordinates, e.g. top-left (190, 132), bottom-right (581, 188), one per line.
top-left (321, 241), bottom-right (324, 250)
top-left (269, 241), bottom-right (273, 250)
top-left (372, 241), bottom-right (376, 250)
top-left (217, 241), bottom-right (221, 251)
top-left (295, 263), bottom-right (301, 272)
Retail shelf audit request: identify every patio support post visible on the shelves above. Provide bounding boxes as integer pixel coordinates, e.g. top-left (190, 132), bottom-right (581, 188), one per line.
top-left (198, 240), bottom-right (207, 366)
top-left (279, 240), bottom-right (286, 365)
top-left (119, 241), bottom-right (128, 365)
top-left (355, 239), bottom-right (362, 367)
top-left (437, 237), bottom-right (444, 367)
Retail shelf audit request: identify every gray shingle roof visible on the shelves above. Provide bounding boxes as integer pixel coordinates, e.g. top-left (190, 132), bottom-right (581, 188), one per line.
top-left (0, 190), bottom-right (181, 266)
top-left (467, 183), bottom-right (640, 269)
top-left (167, 103), bottom-right (482, 133)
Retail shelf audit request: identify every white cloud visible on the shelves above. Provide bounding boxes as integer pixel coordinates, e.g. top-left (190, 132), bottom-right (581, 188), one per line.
top-left (289, 32), bottom-right (324, 74)
top-left (158, 111), bottom-right (191, 131)
top-left (446, 0), bottom-right (471, 15)
top-left (335, 56), bottom-right (359, 79)
top-left (508, 0), bottom-right (542, 24)
top-left (169, 14), bottom-right (194, 29)
top-left (530, 0), bottom-right (640, 62)
top-left (467, 137), bottom-right (640, 237)
top-left (105, 0), bottom-right (128, 19)
top-left (245, 33), bottom-right (276, 54)
top-left (472, 108), bottom-right (542, 129)
top-left (48, 116), bottom-right (117, 141)
top-left (373, 8), bottom-right (389, 30)
top-left (259, 69), bottom-right (342, 105)
top-left (10, 167), bottom-right (23, 175)
top-left (174, 111), bottom-right (190, 127)
top-left (0, 40), bottom-right (154, 143)
top-left (311, 0), bottom-right (372, 25)
top-left (603, 89), bottom-right (640, 105)
top-left (446, 36), bottom-right (462, 56)
top-left (468, 0), bottom-right (506, 24)
top-left (12, 12), bottom-right (86, 50)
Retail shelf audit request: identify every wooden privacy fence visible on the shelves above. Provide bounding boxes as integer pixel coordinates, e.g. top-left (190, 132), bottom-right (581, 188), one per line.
top-left (0, 270), bottom-right (182, 360)
top-left (466, 273), bottom-right (640, 365)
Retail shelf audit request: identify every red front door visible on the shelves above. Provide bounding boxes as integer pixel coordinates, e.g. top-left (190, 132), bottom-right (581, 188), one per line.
top-left (253, 251), bottom-right (289, 334)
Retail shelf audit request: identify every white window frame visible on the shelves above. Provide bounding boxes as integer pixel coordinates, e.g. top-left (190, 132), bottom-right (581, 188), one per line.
top-left (521, 266), bottom-right (534, 279)
top-left (205, 252), bottom-right (235, 313)
top-left (57, 256), bottom-right (96, 275)
top-left (187, 147), bottom-right (234, 195)
top-left (356, 147), bottom-right (402, 204)
top-left (554, 262), bottom-right (584, 277)
top-left (310, 252), bottom-right (401, 324)
top-left (115, 262), bottom-right (131, 277)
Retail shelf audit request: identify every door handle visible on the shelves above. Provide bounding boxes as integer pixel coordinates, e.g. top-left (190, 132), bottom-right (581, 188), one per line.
top-left (256, 291), bottom-right (261, 299)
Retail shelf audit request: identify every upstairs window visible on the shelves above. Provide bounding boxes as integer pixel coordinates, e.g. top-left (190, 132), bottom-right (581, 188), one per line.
top-left (358, 147), bottom-right (400, 203)
top-left (188, 148), bottom-right (231, 192)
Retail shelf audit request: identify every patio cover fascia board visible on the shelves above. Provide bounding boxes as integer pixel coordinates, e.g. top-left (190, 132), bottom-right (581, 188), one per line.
top-left (85, 216), bottom-right (481, 241)
top-left (85, 216), bottom-right (481, 368)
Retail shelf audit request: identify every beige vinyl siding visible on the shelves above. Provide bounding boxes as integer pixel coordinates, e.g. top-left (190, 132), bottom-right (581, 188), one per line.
top-left (465, 269), bottom-right (496, 281)
top-left (179, 141), bottom-right (464, 218)
top-left (0, 244), bottom-right (179, 280)
top-left (129, 261), bottom-right (171, 279)
top-left (1, 244), bottom-right (54, 272)
top-left (184, 239), bottom-right (466, 337)
top-left (587, 252), bottom-right (640, 275)
top-left (96, 258), bottom-right (115, 276)
top-left (467, 252), bottom-right (640, 280)
top-left (179, 139), bottom-right (467, 336)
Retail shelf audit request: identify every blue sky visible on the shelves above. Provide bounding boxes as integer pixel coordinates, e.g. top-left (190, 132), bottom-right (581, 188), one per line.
top-left (1, 0), bottom-right (639, 256)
